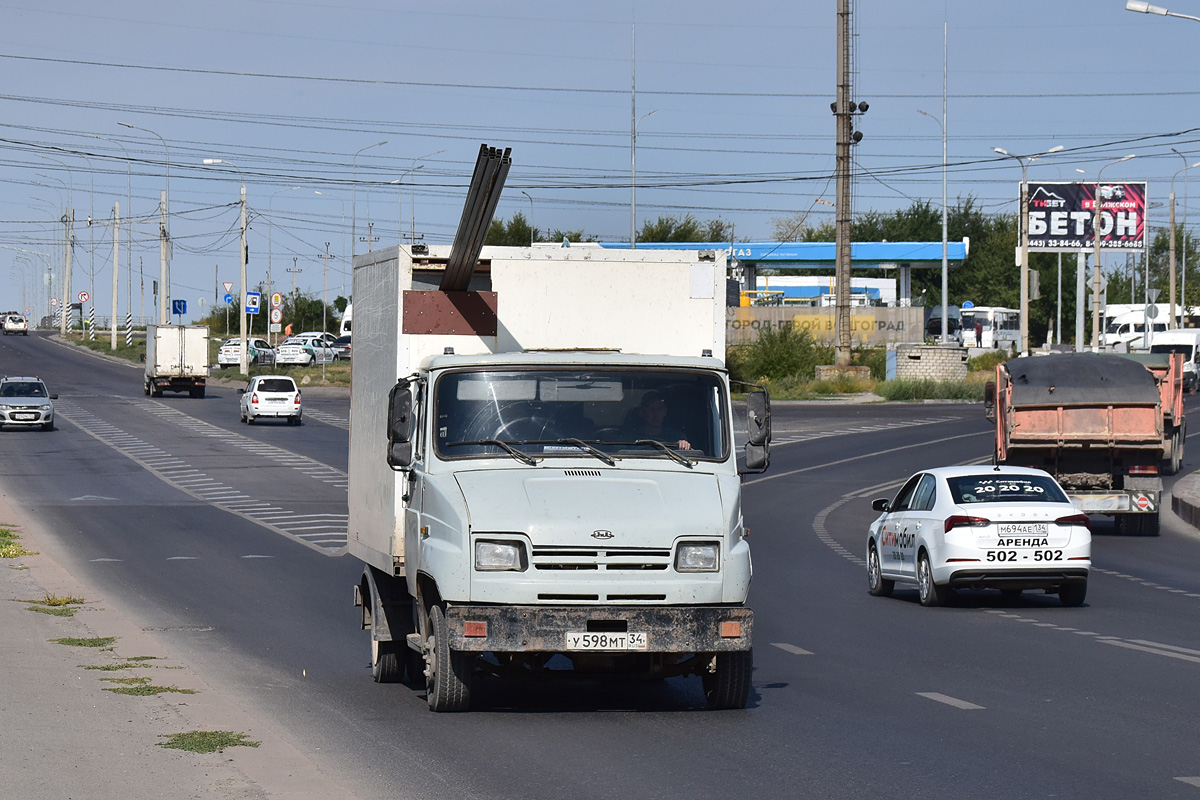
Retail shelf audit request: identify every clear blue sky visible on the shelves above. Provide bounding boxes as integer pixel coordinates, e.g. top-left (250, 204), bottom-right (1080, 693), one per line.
top-left (0, 0), bottom-right (1194, 322)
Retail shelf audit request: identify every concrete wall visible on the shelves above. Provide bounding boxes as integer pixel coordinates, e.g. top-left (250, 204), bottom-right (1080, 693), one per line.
top-left (894, 344), bottom-right (969, 381)
top-left (726, 306), bottom-right (923, 347)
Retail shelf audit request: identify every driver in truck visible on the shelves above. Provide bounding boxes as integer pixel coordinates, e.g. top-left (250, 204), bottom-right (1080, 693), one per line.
top-left (629, 390), bottom-right (691, 451)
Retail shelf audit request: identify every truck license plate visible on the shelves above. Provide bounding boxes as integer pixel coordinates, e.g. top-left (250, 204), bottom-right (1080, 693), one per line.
top-left (997, 523), bottom-right (1047, 536)
top-left (565, 632), bottom-right (648, 651)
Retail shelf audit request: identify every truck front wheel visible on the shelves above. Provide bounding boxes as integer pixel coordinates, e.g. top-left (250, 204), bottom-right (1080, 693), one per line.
top-left (703, 649), bottom-right (753, 710)
top-left (426, 605), bottom-right (472, 712)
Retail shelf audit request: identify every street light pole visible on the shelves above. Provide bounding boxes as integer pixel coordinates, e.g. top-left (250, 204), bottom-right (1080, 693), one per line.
top-left (521, 190), bottom-right (534, 245)
top-left (1126, 0), bottom-right (1200, 22)
top-left (203, 158), bottom-right (249, 376)
top-left (918, 103), bottom-right (948, 344)
top-left (631, 109), bottom-right (657, 249)
top-left (1170, 152), bottom-right (1200, 328)
top-left (1092, 154), bottom-right (1137, 348)
top-left (350, 141), bottom-right (387, 264)
top-left (119, 122), bottom-right (170, 325)
top-left (407, 150), bottom-right (446, 245)
top-left (993, 145), bottom-right (1063, 354)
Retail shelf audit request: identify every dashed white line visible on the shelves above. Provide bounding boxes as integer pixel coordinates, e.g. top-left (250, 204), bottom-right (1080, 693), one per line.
top-left (917, 692), bottom-right (985, 710)
top-left (771, 642), bottom-right (814, 656)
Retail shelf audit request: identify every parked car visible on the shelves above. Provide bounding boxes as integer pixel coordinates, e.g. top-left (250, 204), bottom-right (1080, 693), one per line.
top-left (0, 376), bottom-right (57, 430)
top-left (238, 375), bottom-right (302, 425)
top-left (331, 335), bottom-right (352, 360)
top-left (217, 336), bottom-right (275, 367)
top-left (866, 466), bottom-right (1091, 607)
top-left (3, 314), bottom-right (29, 335)
top-left (297, 331), bottom-right (338, 347)
top-left (275, 335), bottom-right (336, 366)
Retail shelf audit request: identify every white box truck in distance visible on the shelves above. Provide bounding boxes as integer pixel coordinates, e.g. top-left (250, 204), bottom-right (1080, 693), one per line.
top-left (349, 243), bottom-right (771, 711)
top-left (144, 324), bottom-right (209, 397)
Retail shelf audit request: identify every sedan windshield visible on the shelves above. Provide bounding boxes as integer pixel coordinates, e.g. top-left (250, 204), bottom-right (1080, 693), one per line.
top-left (0, 381), bottom-right (46, 398)
top-left (946, 474), bottom-right (1069, 504)
top-left (433, 368), bottom-right (728, 461)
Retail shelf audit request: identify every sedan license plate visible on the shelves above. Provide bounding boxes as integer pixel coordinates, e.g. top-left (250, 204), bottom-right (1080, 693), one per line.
top-left (12, 412), bottom-right (37, 421)
top-left (565, 632), bottom-right (648, 651)
top-left (997, 523), bottom-right (1047, 536)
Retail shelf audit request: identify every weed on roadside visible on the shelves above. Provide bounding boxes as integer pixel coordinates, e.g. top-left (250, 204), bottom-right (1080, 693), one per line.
top-left (0, 528), bottom-right (37, 558)
top-left (157, 731), bottom-right (260, 754)
top-left (27, 605), bottom-right (78, 617)
top-left (51, 636), bottom-right (117, 648)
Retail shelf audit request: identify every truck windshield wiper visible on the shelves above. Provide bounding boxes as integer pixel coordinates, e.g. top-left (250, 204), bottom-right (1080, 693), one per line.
top-left (634, 439), bottom-right (696, 467)
top-left (446, 439), bottom-right (540, 466)
top-left (555, 438), bottom-right (617, 466)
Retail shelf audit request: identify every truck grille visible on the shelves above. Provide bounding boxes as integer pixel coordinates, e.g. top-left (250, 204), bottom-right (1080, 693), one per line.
top-left (562, 469), bottom-right (602, 477)
top-left (532, 546), bottom-right (671, 572)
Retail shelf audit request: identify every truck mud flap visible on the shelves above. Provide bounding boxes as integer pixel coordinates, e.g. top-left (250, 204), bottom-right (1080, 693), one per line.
top-left (445, 605), bottom-right (752, 653)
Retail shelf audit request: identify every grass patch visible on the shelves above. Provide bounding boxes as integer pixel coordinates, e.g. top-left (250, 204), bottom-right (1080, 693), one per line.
top-left (874, 379), bottom-right (986, 402)
top-left (27, 605), bottom-right (78, 617)
top-left (104, 684), bottom-right (196, 696)
top-left (66, 333), bottom-right (146, 365)
top-left (209, 360), bottom-right (351, 387)
top-left (0, 528), bottom-right (37, 558)
top-left (157, 730), bottom-right (260, 754)
top-left (51, 636), bottom-right (117, 648)
top-left (82, 662), bottom-right (138, 671)
top-left (38, 592), bottom-right (86, 607)
top-left (125, 655), bottom-right (159, 662)
top-left (968, 349), bottom-right (1011, 373)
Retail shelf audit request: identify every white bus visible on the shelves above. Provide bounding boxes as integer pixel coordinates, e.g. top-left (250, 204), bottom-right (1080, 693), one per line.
top-left (961, 306), bottom-right (1020, 350)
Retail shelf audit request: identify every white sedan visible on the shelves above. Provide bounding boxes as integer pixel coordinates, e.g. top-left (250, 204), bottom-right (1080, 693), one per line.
top-left (275, 335), bottom-right (336, 366)
top-left (866, 466), bottom-right (1091, 607)
top-left (239, 375), bottom-right (301, 425)
top-left (217, 336), bottom-right (275, 367)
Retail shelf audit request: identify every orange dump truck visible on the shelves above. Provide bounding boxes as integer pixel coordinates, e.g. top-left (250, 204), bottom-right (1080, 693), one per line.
top-left (985, 352), bottom-right (1185, 536)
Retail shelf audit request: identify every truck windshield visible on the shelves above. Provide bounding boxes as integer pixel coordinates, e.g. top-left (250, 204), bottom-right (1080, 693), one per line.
top-left (434, 368), bottom-right (728, 462)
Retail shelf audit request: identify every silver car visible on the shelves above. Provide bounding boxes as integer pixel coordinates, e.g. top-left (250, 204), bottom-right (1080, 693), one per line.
top-left (0, 376), bottom-right (56, 430)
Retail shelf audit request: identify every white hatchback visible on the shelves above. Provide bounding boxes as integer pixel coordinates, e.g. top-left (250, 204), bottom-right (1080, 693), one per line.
top-left (3, 314), bottom-right (29, 335)
top-left (239, 375), bottom-right (302, 425)
top-left (275, 336), bottom-right (336, 366)
top-left (866, 466), bottom-right (1091, 607)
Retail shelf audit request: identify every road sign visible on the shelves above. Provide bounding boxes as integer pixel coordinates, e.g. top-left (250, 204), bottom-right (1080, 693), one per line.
top-left (269, 307), bottom-right (283, 324)
top-left (269, 323), bottom-right (281, 333)
top-left (78, 290), bottom-right (90, 303)
top-left (271, 292), bottom-right (283, 307)
top-left (1146, 304), bottom-right (1159, 320)
top-left (24, 307), bottom-right (29, 315)
top-left (50, 297), bottom-right (58, 307)
top-left (172, 299), bottom-right (187, 316)
top-left (245, 291), bottom-right (261, 314)
top-left (224, 293), bottom-right (234, 305)
top-left (222, 281), bottom-right (234, 293)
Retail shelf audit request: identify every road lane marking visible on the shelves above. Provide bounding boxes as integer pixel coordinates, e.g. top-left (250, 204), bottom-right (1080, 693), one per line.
top-left (1176, 777), bottom-right (1200, 788)
top-left (745, 430), bottom-right (990, 486)
top-left (917, 692), bottom-right (984, 710)
top-left (771, 643), bottom-right (813, 656)
top-left (1099, 639), bottom-right (1200, 664)
top-left (1127, 640), bottom-right (1200, 658)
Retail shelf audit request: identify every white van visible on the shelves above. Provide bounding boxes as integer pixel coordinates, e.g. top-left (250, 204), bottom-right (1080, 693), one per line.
top-left (1103, 310), bottom-right (1167, 350)
top-left (339, 302), bottom-right (352, 337)
top-left (1150, 329), bottom-right (1200, 393)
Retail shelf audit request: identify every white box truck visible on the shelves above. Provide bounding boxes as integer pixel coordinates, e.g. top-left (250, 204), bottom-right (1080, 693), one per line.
top-left (349, 243), bottom-right (771, 711)
top-left (144, 324), bottom-right (209, 398)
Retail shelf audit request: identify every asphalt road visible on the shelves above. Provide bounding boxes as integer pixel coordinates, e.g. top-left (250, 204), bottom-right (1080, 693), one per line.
top-left (4, 332), bottom-right (1200, 799)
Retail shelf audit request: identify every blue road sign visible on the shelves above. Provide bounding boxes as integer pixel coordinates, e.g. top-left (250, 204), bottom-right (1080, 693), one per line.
top-left (245, 291), bottom-right (261, 314)
top-left (172, 299), bottom-right (187, 316)
top-left (224, 293), bottom-right (234, 305)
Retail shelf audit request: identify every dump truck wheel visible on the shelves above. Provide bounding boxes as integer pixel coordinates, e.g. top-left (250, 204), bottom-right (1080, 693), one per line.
top-left (426, 605), bottom-right (472, 712)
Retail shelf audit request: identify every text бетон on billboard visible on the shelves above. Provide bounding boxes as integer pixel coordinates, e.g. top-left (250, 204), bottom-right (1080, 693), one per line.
top-left (1024, 182), bottom-right (1146, 252)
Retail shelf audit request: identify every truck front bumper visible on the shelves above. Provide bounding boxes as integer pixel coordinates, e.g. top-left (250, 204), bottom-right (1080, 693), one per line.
top-left (445, 604), bottom-right (752, 653)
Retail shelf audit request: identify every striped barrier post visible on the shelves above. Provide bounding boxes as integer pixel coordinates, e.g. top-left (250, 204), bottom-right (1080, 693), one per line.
top-left (87, 306), bottom-right (96, 341)
top-left (124, 313), bottom-right (133, 346)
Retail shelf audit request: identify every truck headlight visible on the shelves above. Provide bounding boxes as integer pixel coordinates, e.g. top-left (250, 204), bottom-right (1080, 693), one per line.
top-left (675, 542), bottom-right (720, 572)
top-left (475, 541), bottom-right (525, 571)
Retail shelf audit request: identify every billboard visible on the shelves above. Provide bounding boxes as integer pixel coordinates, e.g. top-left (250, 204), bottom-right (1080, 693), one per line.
top-left (1024, 181), bottom-right (1146, 252)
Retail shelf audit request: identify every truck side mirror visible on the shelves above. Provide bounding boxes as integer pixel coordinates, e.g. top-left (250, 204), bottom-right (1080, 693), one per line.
top-left (746, 389), bottom-right (771, 446)
top-left (984, 380), bottom-right (996, 422)
top-left (386, 380), bottom-right (414, 468)
top-left (742, 442), bottom-right (769, 474)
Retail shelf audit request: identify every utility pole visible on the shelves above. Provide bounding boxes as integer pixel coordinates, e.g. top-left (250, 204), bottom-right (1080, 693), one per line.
top-left (239, 182), bottom-right (248, 375)
top-left (322, 242), bottom-right (330, 381)
top-left (289, 257), bottom-right (302, 300)
top-left (833, 0), bottom-right (855, 367)
top-left (61, 209), bottom-right (73, 336)
top-left (159, 190), bottom-right (169, 325)
top-left (111, 202), bottom-right (119, 349)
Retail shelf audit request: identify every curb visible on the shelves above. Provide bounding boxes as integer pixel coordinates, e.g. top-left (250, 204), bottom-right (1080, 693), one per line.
top-left (1170, 472), bottom-right (1200, 529)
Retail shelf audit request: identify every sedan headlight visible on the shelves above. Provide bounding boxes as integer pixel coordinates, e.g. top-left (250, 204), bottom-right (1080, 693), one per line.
top-left (675, 542), bottom-right (720, 572)
top-left (475, 540), bottom-right (525, 571)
